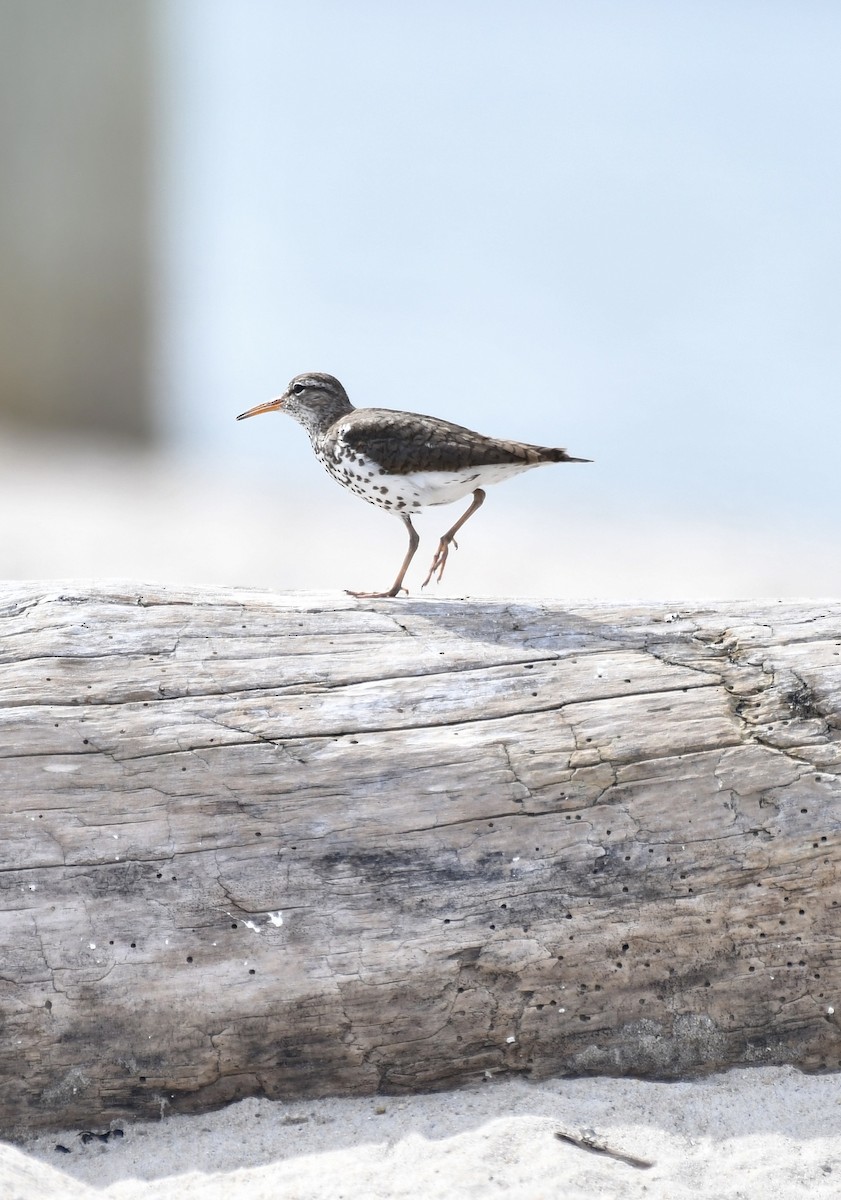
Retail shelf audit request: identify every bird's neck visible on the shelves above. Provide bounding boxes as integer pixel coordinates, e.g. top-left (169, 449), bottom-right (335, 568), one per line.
top-left (296, 397), bottom-right (354, 447)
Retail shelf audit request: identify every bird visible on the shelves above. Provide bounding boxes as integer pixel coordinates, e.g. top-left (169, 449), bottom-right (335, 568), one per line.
top-left (236, 372), bottom-right (591, 598)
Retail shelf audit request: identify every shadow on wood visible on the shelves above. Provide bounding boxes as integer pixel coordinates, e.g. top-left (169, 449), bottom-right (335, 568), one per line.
top-left (2, 583), bottom-right (840, 1134)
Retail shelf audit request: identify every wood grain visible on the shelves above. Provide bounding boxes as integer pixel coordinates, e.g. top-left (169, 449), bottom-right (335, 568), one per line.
top-left (2, 583), bottom-right (840, 1134)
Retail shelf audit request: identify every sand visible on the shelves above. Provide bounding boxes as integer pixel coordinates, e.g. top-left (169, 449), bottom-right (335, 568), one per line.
top-left (3, 429), bottom-right (841, 600)
top-left (3, 1066), bottom-right (840, 1199)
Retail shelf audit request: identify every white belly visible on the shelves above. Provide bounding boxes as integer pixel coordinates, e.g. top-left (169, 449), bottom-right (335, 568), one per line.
top-left (394, 463), bottom-right (541, 507)
top-left (322, 447), bottom-right (542, 513)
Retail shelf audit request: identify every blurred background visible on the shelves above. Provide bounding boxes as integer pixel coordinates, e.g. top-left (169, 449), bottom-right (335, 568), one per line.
top-left (1, 0), bottom-right (840, 600)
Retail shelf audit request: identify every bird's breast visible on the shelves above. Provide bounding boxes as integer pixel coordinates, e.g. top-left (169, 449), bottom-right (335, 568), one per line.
top-left (317, 445), bottom-right (540, 512)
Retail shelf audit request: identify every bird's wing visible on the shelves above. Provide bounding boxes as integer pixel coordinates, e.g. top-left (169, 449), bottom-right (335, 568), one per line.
top-left (335, 408), bottom-right (551, 474)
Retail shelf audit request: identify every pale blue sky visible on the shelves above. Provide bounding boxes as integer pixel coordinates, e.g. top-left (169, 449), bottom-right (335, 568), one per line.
top-left (152, 0), bottom-right (841, 594)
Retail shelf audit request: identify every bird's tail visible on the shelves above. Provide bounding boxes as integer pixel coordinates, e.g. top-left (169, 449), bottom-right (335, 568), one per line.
top-left (543, 447), bottom-right (592, 463)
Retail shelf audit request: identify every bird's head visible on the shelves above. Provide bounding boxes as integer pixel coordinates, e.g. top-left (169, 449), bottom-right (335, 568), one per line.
top-left (236, 372), bottom-right (353, 438)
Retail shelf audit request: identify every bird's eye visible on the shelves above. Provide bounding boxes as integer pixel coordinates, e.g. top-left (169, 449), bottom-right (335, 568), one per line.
top-left (292, 382), bottom-right (305, 396)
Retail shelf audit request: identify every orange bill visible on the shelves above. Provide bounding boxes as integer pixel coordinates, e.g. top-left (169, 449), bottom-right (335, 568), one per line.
top-left (236, 396), bottom-right (285, 421)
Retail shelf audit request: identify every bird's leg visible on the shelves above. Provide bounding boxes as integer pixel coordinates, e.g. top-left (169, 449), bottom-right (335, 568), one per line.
top-left (422, 488), bottom-right (486, 588)
top-left (346, 514), bottom-right (420, 599)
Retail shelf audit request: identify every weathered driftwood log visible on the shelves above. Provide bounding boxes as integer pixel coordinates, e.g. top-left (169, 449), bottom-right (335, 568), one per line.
top-left (2, 583), bottom-right (841, 1135)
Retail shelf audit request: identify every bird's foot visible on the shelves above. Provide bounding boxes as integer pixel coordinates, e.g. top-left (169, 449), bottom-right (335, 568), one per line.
top-left (421, 536), bottom-right (458, 588)
top-left (345, 586), bottom-right (408, 599)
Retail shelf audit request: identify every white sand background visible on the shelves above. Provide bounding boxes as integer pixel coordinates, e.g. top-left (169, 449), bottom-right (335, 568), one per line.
top-left (3, 430), bottom-right (841, 600)
top-left (2, 1067), bottom-right (840, 1199)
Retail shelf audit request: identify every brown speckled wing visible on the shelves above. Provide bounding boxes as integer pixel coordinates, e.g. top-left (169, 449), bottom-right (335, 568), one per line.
top-left (333, 408), bottom-right (557, 475)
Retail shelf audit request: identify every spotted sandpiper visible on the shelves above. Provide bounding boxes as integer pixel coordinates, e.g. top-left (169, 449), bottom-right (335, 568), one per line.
top-left (237, 372), bottom-right (590, 597)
